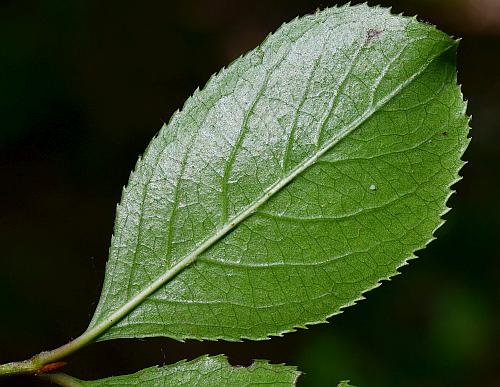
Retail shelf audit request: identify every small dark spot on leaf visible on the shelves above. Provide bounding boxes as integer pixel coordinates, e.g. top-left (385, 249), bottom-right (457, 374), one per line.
top-left (366, 28), bottom-right (384, 43)
top-left (442, 131), bottom-right (448, 136)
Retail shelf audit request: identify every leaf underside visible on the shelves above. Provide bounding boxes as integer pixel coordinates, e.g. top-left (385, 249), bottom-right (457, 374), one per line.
top-left (78, 355), bottom-right (299, 386)
top-left (89, 3), bottom-right (470, 342)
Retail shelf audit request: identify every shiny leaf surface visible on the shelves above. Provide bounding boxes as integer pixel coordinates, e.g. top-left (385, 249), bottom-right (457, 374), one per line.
top-left (89, 4), bottom-right (469, 342)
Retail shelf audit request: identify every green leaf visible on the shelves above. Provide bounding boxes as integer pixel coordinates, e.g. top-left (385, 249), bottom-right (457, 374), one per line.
top-left (88, 4), bottom-right (469, 342)
top-left (50, 356), bottom-right (300, 386)
top-left (337, 381), bottom-right (358, 387)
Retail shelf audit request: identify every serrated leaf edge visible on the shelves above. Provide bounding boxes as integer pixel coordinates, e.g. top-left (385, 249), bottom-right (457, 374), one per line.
top-left (91, 3), bottom-right (470, 344)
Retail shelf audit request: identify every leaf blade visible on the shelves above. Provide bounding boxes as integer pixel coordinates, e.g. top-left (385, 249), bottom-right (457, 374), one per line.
top-left (69, 356), bottom-right (300, 386)
top-left (89, 4), bottom-right (469, 341)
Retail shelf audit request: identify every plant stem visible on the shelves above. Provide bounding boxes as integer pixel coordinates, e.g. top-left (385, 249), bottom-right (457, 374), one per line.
top-left (40, 373), bottom-right (83, 387)
top-left (0, 249), bottom-right (201, 378)
top-left (0, 359), bottom-right (40, 377)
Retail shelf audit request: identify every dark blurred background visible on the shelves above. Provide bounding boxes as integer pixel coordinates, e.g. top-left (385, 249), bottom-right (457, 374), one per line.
top-left (1, 0), bottom-right (498, 386)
